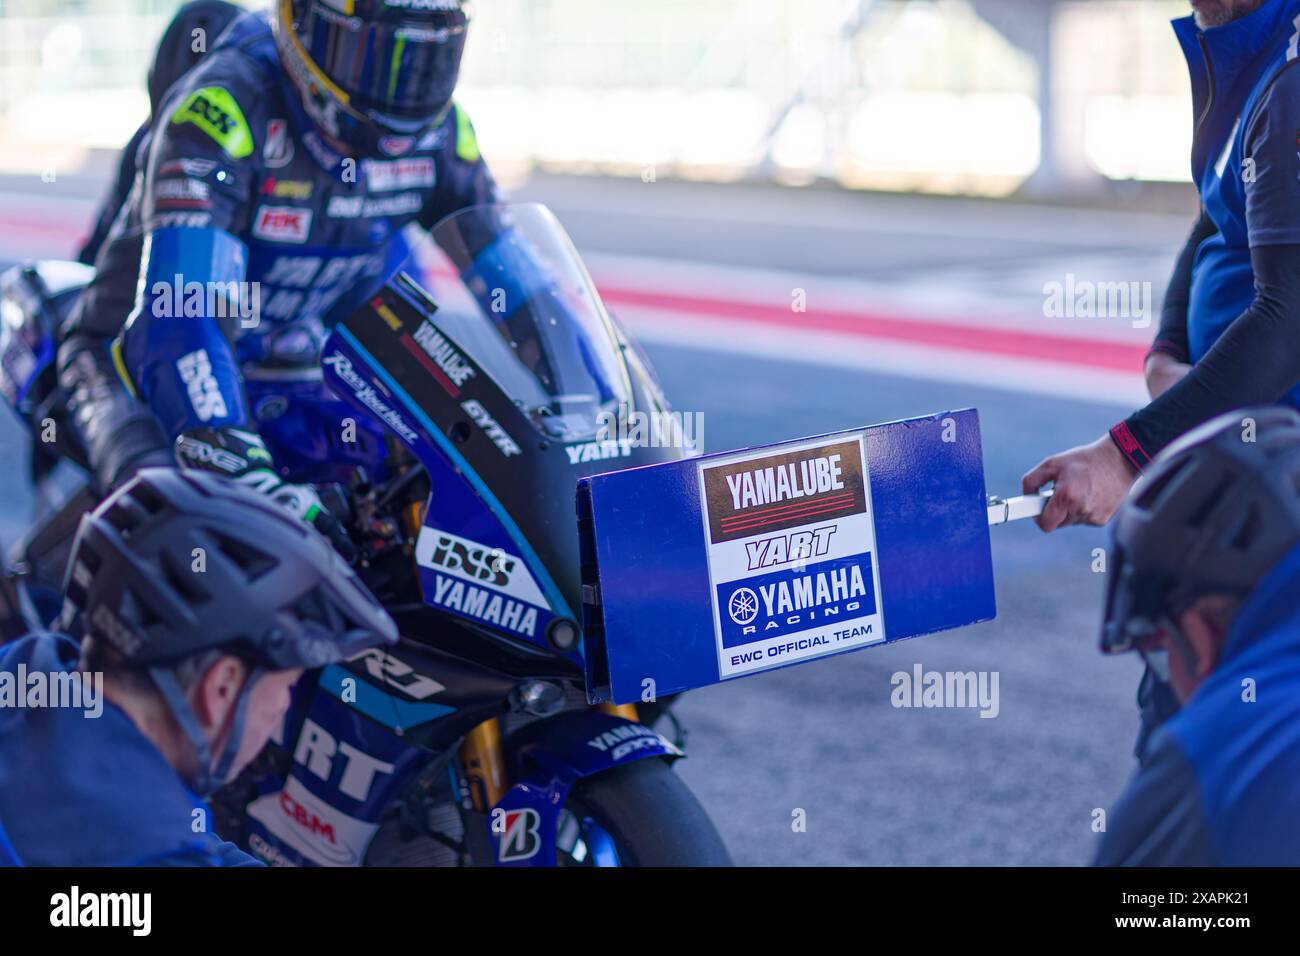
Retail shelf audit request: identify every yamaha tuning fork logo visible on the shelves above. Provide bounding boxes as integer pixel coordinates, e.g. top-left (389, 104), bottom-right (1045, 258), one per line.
top-left (699, 435), bottom-right (886, 678)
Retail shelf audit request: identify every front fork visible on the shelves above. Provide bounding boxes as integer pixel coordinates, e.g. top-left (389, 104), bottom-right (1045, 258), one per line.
top-left (458, 702), bottom-right (640, 812)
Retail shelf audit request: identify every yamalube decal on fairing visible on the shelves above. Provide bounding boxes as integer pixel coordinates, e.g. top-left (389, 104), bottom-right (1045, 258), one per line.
top-left (699, 435), bottom-right (886, 678)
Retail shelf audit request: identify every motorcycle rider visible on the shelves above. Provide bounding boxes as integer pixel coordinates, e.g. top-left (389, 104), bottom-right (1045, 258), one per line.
top-left (58, 0), bottom-right (498, 525)
top-left (0, 468), bottom-right (398, 866)
top-left (1093, 406), bottom-right (1300, 865)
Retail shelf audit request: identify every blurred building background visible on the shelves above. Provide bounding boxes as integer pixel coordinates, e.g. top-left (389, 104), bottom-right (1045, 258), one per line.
top-left (0, 0), bottom-right (1194, 199)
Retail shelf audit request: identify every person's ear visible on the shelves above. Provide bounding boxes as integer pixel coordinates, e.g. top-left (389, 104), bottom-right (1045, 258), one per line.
top-left (192, 655), bottom-right (247, 732)
top-left (1176, 597), bottom-right (1234, 680)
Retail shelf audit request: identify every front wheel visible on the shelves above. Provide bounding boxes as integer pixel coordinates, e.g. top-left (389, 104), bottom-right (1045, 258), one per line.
top-left (555, 758), bottom-right (732, 866)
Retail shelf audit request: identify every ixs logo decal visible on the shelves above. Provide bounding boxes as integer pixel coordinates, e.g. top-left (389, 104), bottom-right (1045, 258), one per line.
top-left (717, 553), bottom-right (876, 648)
top-left (176, 348), bottom-right (228, 421)
top-left (363, 156), bottom-right (435, 191)
top-left (565, 439), bottom-right (633, 465)
top-left (263, 118), bottom-right (294, 167)
top-left (253, 206), bottom-right (312, 243)
top-left (415, 527), bottom-right (552, 612)
top-left (497, 808), bottom-right (542, 863)
top-left (702, 439), bottom-right (865, 544)
top-left (461, 399), bottom-right (521, 456)
top-left (321, 351), bottom-right (420, 444)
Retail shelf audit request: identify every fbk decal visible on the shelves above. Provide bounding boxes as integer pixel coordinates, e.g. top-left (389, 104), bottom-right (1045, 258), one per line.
top-left (699, 434), bottom-right (885, 678)
top-left (497, 808), bottom-right (542, 862)
top-left (253, 205), bottom-right (312, 243)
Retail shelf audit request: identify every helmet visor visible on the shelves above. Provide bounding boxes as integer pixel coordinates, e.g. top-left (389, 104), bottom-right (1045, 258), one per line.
top-left (296, 0), bottom-right (469, 127)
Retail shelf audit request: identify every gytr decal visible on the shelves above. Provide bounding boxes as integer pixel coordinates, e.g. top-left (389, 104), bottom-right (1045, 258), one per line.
top-left (702, 439), bottom-right (866, 543)
top-left (497, 808), bottom-right (542, 863)
top-left (717, 553), bottom-right (877, 648)
top-left (461, 399), bottom-right (521, 456)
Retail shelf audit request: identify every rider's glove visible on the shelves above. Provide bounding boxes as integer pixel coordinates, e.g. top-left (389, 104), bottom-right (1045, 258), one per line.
top-left (175, 426), bottom-right (357, 562)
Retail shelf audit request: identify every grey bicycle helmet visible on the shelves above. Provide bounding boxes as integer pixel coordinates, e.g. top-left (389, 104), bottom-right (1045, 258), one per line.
top-left (1101, 406), bottom-right (1300, 654)
top-left (64, 468), bottom-right (397, 793)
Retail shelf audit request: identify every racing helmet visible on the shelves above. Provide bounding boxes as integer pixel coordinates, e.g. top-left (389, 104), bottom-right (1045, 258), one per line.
top-left (1101, 406), bottom-right (1300, 654)
top-left (272, 0), bottom-right (470, 157)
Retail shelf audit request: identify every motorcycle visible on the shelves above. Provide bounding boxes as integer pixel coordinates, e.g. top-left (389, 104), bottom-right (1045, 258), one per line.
top-left (0, 202), bottom-right (732, 866)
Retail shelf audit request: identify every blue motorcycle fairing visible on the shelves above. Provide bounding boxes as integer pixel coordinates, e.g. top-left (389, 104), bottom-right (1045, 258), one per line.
top-left (242, 367), bottom-right (392, 484)
top-left (488, 710), bottom-right (682, 867)
top-left (321, 312), bottom-right (577, 662)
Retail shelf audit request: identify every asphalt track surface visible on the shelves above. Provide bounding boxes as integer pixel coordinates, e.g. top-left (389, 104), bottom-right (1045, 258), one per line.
top-left (0, 168), bottom-right (1193, 865)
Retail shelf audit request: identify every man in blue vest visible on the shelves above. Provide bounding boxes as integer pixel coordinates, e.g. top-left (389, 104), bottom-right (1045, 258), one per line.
top-left (1024, 0), bottom-right (1300, 527)
top-left (0, 468), bottom-right (396, 866)
top-left (1093, 406), bottom-right (1300, 865)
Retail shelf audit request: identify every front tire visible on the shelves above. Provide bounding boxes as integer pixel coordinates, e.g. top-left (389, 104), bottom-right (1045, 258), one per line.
top-left (557, 758), bottom-right (732, 866)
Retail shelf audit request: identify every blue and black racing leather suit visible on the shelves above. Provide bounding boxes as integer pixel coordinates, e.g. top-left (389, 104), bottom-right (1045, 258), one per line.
top-left (58, 9), bottom-right (498, 489)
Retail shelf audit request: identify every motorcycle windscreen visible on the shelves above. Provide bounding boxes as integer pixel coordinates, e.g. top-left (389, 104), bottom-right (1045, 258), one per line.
top-left (579, 410), bottom-right (998, 704)
top-left (323, 203), bottom-right (685, 656)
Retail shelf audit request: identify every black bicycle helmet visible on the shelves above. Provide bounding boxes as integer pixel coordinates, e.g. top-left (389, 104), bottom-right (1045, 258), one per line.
top-left (1101, 406), bottom-right (1300, 653)
top-left (64, 467), bottom-right (397, 670)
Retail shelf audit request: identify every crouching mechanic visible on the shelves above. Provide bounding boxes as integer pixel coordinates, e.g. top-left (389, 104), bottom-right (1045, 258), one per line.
top-left (0, 468), bottom-right (397, 866)
top-left (58, 0), bottom-right (499, 512)
top-left (1094, 406), bottom-right (1300, 865)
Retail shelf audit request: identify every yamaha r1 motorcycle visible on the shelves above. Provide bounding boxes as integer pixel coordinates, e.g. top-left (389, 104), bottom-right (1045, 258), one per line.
top-left (0, 202), bottom-right (732, 866)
